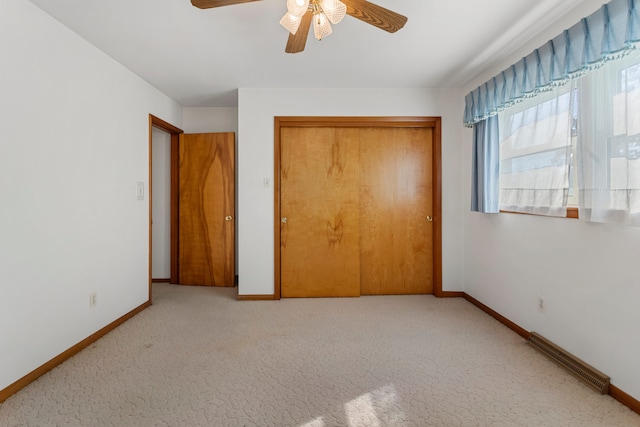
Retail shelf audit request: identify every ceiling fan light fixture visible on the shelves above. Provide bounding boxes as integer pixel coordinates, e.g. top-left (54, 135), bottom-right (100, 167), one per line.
top-left (312, 11), bottom-right (332, 40)
top-left (322, 0), bottom-right (346, 24)
top-left (286, 0), bottom-right (310, 17)
top-left (280, 12), bottom-right (302, 35)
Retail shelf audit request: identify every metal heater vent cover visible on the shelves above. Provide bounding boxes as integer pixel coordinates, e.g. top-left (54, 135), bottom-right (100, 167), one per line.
top-left (528, 332), bottom-right (610, 394)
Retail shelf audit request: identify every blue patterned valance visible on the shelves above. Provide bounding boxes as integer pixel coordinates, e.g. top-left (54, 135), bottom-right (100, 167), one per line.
top-left (463, 0), bottom-right (640, 127)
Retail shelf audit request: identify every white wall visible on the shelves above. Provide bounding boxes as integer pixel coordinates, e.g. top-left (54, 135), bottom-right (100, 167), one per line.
top-left (462, 0), bottom-right (640, 400)
top-left (0, 0), bottom-right (182, 391)
top-left (151, 128), bottom-right (171, 279)
top-left (182, 107), bottom-right (238, 134)
top-left (237, 88), bottom-right (465, 296)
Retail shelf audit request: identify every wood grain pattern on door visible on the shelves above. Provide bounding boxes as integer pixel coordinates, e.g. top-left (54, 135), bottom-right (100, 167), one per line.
top-left (179, 133), bottom-right (235, 287)
top-left (359, 127), bottom-right (434, 295)
top-left (280, 127), bottom-right (361, 297)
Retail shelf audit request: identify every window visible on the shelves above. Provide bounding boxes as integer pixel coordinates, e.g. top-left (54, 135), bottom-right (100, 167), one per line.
top-left (497, 83), bottom-right (577, 217)
top-left (496, 48), bottom-right (640, 225)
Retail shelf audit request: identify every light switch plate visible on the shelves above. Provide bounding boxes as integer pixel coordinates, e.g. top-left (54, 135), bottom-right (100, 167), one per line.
top-left (136, 182), bottom-right (144, 200)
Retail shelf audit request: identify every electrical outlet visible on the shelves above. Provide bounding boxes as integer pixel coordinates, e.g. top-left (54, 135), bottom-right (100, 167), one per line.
top-left (89, 292), bottom-right (97, 308)
top-left (537, 296), bottom-right (546, 313)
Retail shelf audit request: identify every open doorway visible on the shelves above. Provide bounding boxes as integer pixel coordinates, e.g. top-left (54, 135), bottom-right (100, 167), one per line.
top-left (148, 115), bottom-right (182, 301)
top-left (151, 126), bottom-right (171, 282)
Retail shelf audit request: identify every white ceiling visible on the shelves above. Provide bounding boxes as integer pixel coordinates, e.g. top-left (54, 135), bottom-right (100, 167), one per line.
top-left (27, 0), bottom-right (585, 107)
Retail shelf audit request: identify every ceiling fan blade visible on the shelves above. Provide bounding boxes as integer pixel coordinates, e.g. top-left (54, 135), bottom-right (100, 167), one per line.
top-left (191, 0), bottom-right (261, 9)
top-left (285, 11), bottom-right (313, 54)
top-left (342, 0), bottom-right (407, 33)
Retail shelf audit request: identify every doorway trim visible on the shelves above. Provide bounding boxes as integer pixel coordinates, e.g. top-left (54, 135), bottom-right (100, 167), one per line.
top-left (274, 116), bottom-right (443, 300)
top-left (149, 114), bottom-right (183, 301)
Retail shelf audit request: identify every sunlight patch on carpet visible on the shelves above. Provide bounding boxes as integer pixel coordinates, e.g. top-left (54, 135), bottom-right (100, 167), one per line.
top-left (344, 384), bottom-right (405, 427)
top-left (299, 416), bottom-right (325, 427)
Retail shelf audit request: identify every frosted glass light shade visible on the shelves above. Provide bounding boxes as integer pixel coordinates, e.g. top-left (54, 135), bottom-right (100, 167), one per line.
top-left (313, 12), bottom-right (332, 40)
top-left (280, 12), bottom-right (302, 35)
top-left (322, 0), bottom-right (346, 24)
top-left (287, 0), bottom-right (310, 17)
top-left (321, 0), bottom-right (337, 12)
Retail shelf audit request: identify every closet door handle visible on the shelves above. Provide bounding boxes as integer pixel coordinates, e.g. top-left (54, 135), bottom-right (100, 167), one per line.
top-left (426, 216), bottom-right (433, 222)
top-left (225, 215), bottom-right (233, 221)
top-left (281, 217), bottom-right (288, 224)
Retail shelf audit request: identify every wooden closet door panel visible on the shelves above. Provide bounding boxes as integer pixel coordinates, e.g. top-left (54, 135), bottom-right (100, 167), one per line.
top-left (280, 127), bottom-right (361, 297)
top-left (179, 133), bottom-right (235, 286)
top-left (360, 127), bottom-right (434, 295)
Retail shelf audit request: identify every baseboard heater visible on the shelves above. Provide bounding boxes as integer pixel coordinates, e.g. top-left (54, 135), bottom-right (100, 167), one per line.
top-left (528, 332), bottom-right (610, 394)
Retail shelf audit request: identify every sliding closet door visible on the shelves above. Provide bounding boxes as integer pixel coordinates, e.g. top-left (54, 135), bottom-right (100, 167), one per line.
top-left (280, 127), bottom-right (361, 297)
top-left (275, 117), bottom-right (440, 298)
top-left (359, 127), bottom-right (434, 295)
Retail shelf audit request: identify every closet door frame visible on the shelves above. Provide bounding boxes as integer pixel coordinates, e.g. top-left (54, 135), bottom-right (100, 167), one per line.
top-left (274, 116), bottom-right (444, 300)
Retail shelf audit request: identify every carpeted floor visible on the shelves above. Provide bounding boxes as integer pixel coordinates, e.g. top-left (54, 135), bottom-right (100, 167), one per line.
top-left (1, 283), bottom-right (639, 426)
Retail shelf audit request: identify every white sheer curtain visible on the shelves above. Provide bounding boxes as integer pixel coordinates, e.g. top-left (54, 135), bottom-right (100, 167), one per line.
top-left (578, 48), bottom-right (640, 226)
top-left (498, 84), bottom-right (576, 216)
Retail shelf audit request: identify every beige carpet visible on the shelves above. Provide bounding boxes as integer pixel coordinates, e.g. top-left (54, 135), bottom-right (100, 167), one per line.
top-left (1, 283), bottom-right (638, 426)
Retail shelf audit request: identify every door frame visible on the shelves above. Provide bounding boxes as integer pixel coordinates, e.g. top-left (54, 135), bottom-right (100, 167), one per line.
top-left (149, 114), bottom-right (183, 301)
top-left (274, 116), bottom-right (444, 300)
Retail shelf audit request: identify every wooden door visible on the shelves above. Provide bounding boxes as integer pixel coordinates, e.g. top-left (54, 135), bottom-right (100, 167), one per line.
top-left (280, 127), bottom-right (361, 297)
top-left (179, 133), bottom-right (235, 286)
top-left (359, 127), bottom-right (434, 294)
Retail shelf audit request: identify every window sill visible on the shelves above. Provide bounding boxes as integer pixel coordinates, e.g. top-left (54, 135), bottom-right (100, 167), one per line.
top-left (500, 207), bottom-right (579, 219)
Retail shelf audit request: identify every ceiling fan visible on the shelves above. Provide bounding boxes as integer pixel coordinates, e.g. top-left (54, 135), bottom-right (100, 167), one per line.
top-left (191, 0), bottom-right (408, 54)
